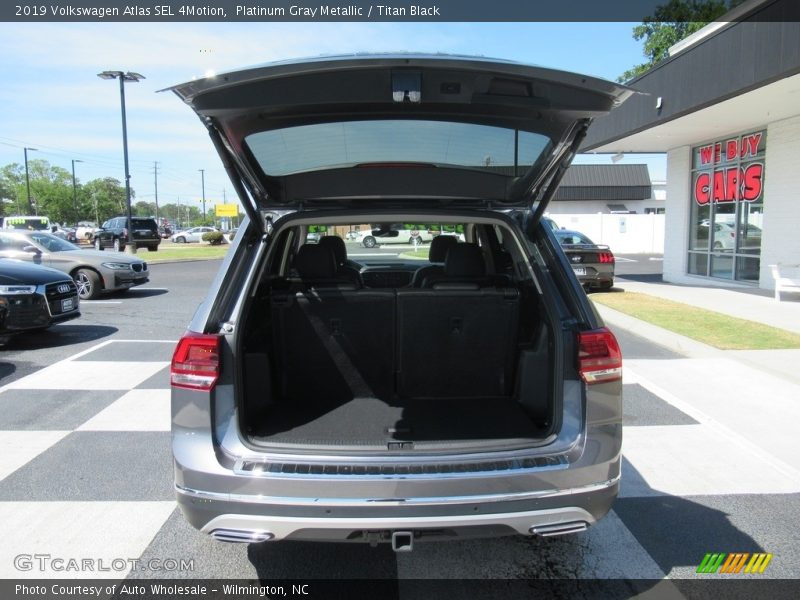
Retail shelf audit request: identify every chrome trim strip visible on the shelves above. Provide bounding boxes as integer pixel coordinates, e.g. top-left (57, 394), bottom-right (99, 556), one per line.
top-left (233, 456), bottom-right (569, 479)
top-left (176, 474), bottom-right (619, 508)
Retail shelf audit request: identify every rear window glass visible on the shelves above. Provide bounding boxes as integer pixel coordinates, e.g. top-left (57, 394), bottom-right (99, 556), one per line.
top-left (132, 218), bottom-right (158, 229)
top-left (245, 120), bottom-right (551, 176)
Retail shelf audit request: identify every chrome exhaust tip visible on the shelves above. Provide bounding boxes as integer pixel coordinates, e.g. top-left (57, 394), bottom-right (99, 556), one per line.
top-left (209, 528), bottom-right (275, 543)
top-left (529, 521), bottom-right (588, 537)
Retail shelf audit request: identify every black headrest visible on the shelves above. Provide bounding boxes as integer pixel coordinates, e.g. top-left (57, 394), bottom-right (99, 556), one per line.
top-left (444, 243), bottom-right (486, 279)
top-left (294, 244), bottom-right (337, 280)
top-left (318, 235), bottom-right (347, 265)
top-left (428, 235), bottom-right (458, 263)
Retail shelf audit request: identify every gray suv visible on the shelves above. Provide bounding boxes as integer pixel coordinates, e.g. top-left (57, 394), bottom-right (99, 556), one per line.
top-left (169, 55), bottom-right (627, 548)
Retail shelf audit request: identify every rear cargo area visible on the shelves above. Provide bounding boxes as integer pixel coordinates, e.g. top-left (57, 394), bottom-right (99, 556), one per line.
top-left (239, 282), bottom-right (555, 453)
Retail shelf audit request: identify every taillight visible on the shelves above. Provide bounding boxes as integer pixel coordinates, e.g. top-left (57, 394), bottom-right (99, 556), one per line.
top-left (598, 252), bottom-right (615, 264)
top-left (578, 327), bottom-right (622, 384)
top-left (171, 332), bottom-right (220, 391)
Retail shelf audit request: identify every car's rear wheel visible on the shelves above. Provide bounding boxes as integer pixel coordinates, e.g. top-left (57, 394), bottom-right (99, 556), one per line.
top-left (176, 236), bottom-right (186, 243)
top-left (363, 236), bottom-right (376, 248)
top-left (148, 245), bottom-right (159, 252)
top-left (94, 237), bottom-right (103, 251)
top-left (113, 238), bottom-right (121, 252)
top-left (74, 269), bottom-right (101, 300)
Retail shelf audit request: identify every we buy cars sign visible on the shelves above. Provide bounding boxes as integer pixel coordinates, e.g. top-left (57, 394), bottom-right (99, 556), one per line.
top-left (693, 131), bottom-right (765, 205)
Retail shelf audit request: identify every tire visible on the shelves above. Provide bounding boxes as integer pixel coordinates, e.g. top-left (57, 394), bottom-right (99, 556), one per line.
top-left (176, 236), bottom-right (186, 244)
top-left (112, 238), bottom-right (121, 252)
top-left (148, 245), bottom-right (159, 252)
top-left (74, 269), bottom-right (101, 300)
top-left (85, 232), bottom-right (93, 241)
top-left (363, 236), bottom-right (376, 249)
top-left (94, 237), bottom-right (103, 251)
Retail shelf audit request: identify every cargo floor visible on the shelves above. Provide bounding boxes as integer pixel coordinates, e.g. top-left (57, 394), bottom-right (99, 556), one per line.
top-left (248, 396), bottom-right (543, 448)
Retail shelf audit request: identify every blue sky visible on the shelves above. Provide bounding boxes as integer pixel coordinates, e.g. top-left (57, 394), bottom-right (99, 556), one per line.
top-left (0, 22), bottom-right (666, 217)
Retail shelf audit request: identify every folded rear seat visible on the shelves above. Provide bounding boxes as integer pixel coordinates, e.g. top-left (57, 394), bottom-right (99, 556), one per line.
top-left (397, 244), bottom-right (520, 399)
top-left (271, 244), bottom-right (395, 403)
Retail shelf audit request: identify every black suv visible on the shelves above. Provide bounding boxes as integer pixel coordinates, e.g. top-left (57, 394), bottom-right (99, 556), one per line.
top-left (94, 217), bottom-right (161, 252)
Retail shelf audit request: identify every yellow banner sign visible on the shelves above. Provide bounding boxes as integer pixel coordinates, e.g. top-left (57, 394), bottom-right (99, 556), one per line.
top-left (215, 204), bottom-right (239, 217)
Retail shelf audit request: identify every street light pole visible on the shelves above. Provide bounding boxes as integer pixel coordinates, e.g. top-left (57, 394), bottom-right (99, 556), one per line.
top-left (71, 159), bottom-right (83, 224)
top-left (97, 70), bottom-right (144, 254)
top-left (23, 147), bottom-right (38, 214)
top-left (199, 169), bottom-right (206, 224)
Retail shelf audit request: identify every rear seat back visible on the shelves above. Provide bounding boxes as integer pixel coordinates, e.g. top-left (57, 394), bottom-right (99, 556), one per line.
top-left (396, 287), bottom-right (520, 399)
top-left (271, 288), bottom-right (395, 403)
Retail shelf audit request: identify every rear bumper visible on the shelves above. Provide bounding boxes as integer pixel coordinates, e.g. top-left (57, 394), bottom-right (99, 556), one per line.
top-left (176, 476), bottom-right (619, 543)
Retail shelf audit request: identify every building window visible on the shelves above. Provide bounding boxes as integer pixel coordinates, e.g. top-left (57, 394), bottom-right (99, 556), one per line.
top-left (688, 130), bottom-right (765, 282)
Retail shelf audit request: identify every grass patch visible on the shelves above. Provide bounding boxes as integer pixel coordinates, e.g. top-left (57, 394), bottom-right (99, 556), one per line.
top-left (592, 291), bottom-right (800, 350)
top-left (399, 249), bottom-right (430, 260)
top-left (139, 245), bottom-right (230, 262)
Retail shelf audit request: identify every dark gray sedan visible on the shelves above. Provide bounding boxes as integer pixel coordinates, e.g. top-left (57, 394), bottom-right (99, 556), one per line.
top-left (0, 231), bottom-right (148, 300)
top-left (555, 230), bottom-right (615, 291)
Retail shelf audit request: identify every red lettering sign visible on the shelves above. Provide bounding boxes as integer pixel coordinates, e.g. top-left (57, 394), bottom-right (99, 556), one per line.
top-left (714, 143), bottom-right (722, 164)
top-left (742, 163), bottom-right (763, 201)
top-left (699, 146), bottom-right (714, 166)
top-left (726, 139), bottom-right (738, 161)
top-left (743, 132), bottom-right (763, 158)
top-left (695, 173), bottom-right (710, 205)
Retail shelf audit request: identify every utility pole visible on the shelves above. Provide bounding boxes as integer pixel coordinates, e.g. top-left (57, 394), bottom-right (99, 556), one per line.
top-left (71, 159), bottom-right (83, 224)
top-left (153, 161), bottom-right (160, 222)
top-left (24, 147), bottom-right (38, 214)
top-left (199, 169), bottom-right (206, 224)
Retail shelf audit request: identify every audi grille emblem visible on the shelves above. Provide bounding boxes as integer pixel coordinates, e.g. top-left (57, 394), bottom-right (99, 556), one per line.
top-left (57, 284), bottom-right (71, 293)
top-left (570, 256), bottom-right (582, 264)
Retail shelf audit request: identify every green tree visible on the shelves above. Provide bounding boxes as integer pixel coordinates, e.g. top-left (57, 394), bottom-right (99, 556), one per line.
top-left (618, 0), bottom-right (742, 82)
top-left (133, 200), bottom-right (157, 217)
top-left (0, 163), bottom-right (25, 216)
top-left (82, 177), bottom-right (134, 225)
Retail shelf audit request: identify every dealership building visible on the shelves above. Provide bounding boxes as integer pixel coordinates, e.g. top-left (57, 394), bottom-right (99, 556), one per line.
top-left (582, 0), bottom-right (800, 290)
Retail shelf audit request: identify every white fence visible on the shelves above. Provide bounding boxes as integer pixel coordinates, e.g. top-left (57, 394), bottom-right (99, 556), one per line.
top-left (547, 213), bottom-right (665, 254)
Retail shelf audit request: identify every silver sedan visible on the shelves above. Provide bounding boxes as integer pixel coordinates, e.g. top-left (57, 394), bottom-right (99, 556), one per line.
top-left (0, 231), bottom-right (149, 300)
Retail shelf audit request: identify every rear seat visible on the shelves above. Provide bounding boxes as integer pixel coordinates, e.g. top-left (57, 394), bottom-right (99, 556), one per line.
top-left (270, 242), bottom-right (520, 403)
top-left (397, 244), bottom-right (520, 399)
top-left (271, 244), bottom-right (395, 402)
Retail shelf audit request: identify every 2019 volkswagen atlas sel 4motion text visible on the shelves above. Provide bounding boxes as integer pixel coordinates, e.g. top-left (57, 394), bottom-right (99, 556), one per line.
top-left (168, 55), bottom-right (629, 549)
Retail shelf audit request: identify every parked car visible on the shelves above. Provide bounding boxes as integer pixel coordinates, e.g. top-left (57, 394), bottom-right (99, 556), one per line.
top-left (0, 258), bottom-right (80, 344)
top-left (94, 216), bottom-right (161, 252)
top-left (49, 225), bottom-right (78, 244)
top-left (554, 229), bottom-right (615, 291)
top-left (358, 223), bottom-right (435, 248)
top-left (74, 221), bottom-right (98, 242)
top-left (167, 55), bottom-right (626, 547)
top-left (0, 230), bottom-right (148, 300)
top-left (171, 226), bottom-right (217, 244)
top-left (0, 216), bottom-right (51, 231)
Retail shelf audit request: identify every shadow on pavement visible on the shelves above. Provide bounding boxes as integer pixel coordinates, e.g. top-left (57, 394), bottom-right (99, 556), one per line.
top-left (0, 324), bottom-right (117, 351)
top-left (111, 288), bottom-right (169, 298)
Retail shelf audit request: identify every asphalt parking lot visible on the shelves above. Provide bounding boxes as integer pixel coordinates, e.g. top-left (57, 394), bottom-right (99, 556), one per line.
top-left (0, 255), bottom-right (798, 592)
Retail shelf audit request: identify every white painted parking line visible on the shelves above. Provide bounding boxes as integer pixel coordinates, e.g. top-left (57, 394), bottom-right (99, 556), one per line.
top-left (625, 362), bottom-right (800, 485)
top-left (622, 425), bottom-right (800, 497)
top-left (78, 389), bottom-right (170, 432)
top-left (6, 361), bottom-right (168, 391)
top-left (81, 301), bottom-right (123, 305)
top-left (614, 257), bottom-right (637, 263)
top-left (0, 501), bottom-right (176, 578)
top-left (0, 431), bottom-right (70, 482)
top-left (648, 257), bottom-right (664, 261)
